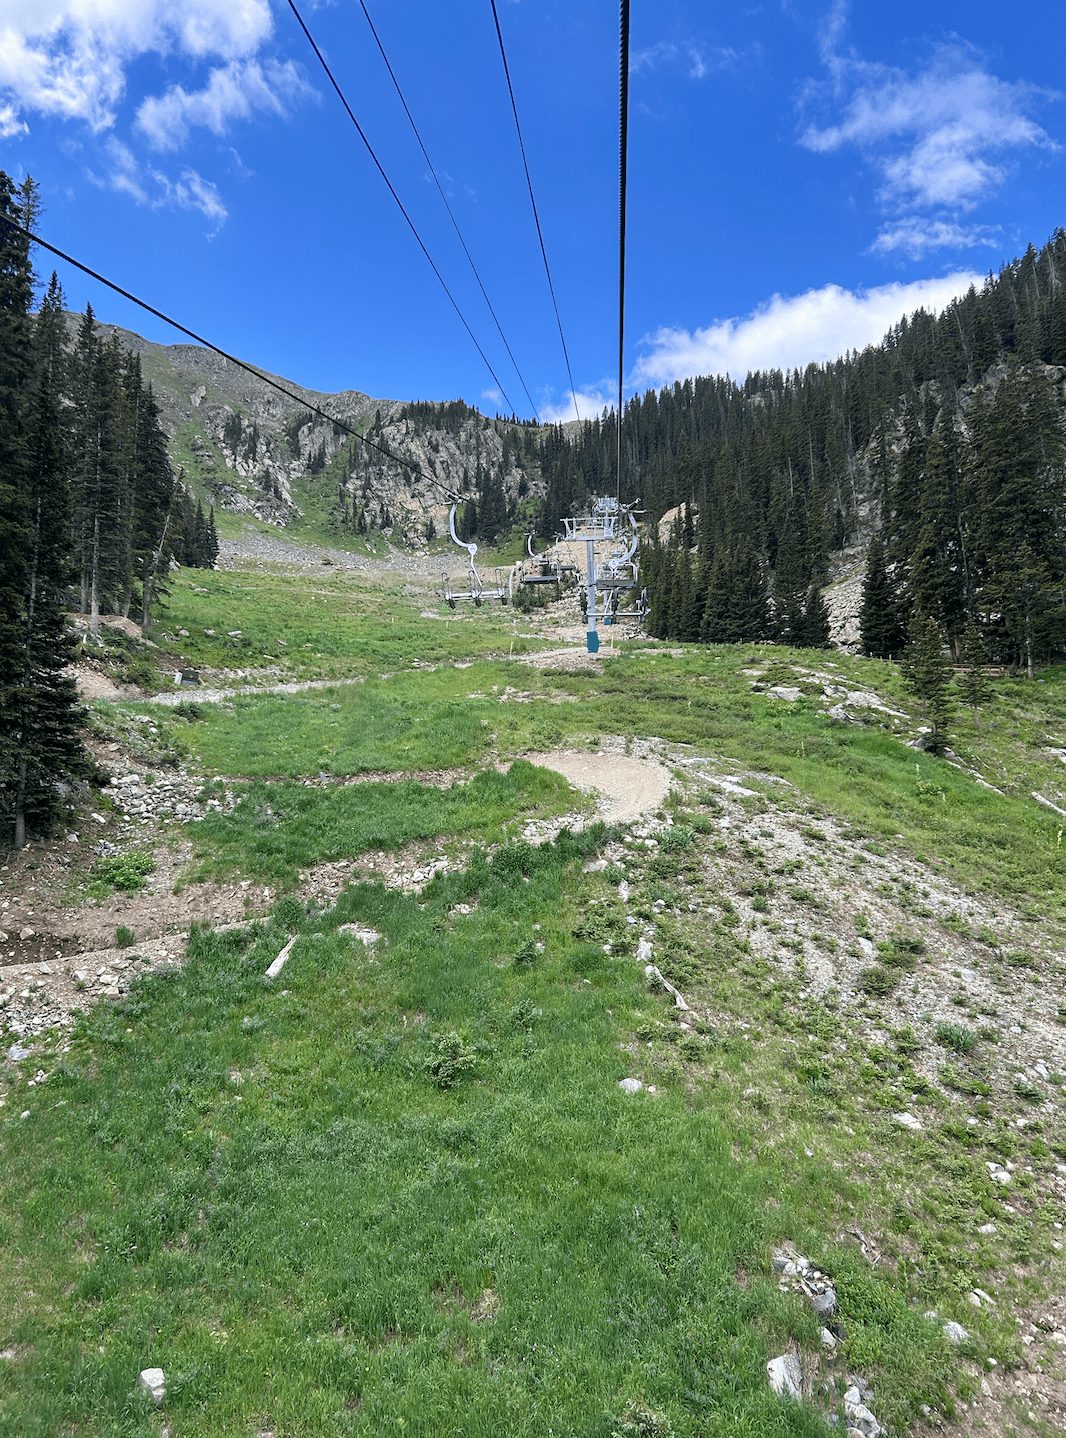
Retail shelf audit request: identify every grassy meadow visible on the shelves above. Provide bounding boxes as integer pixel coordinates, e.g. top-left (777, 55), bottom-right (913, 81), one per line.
top-left (2, 559), bottom-right (1064, 1436)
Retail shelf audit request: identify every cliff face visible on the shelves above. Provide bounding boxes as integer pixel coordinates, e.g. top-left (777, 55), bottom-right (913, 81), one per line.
top-left (72, 317), bottom-right (543, 541)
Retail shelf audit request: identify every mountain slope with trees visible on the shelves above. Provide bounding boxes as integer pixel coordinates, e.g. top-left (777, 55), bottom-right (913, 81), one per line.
top-left (539, 230), bottom-right (1066, 671)
top-left (0, 177), bottom-right (218, 847)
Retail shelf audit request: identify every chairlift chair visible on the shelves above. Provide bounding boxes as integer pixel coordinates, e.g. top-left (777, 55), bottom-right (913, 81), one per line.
top-left (441, 502), bottom-right (509, 608)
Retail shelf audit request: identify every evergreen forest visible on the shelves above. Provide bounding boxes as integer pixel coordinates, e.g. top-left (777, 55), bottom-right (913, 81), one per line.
top-left (0, 176), bottom-right (217, 847)
top-left (537, 231), bottom-right (1066, 671)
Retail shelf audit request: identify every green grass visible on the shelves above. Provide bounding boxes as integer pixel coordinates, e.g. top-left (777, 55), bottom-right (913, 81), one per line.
top-left (188, 761), bottom-right (582, 885)
top-left (0, 835), bottom-right (960, 1437)
top-left (160, 647), bottom-right (1066, 925)
top-left (154, 567), bottom-right (537, 679)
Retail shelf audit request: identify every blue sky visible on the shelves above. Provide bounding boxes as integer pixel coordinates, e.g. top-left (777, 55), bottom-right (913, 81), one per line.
top-left (1, 0), bottom-right (1063, 418)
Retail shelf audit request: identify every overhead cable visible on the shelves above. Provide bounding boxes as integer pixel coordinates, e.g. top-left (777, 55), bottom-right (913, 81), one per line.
top-left (357, 0), bottom-right (541, 421)
top-left (616, 0), bottom-right (631, 497)
top-left (286, 0), bottom-right (519, 417)
top-left (1, 216), bottom-right (462, 502)
top-left (488, 0), bottom-right (581, 424)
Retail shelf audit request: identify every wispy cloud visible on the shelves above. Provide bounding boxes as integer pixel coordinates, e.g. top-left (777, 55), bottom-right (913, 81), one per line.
top-left (90, 139), bottom-right (228, 230)
top-left (630, 40), bottom-right (736, 83)
top-left (871, 218), bottom-right (1000, 260)
top-left (0, 101), bottom-right (27, 139)
top-left (136, 59), bottom-right (310, 150)
top-left (0, 0), bottom-right (274, 133)
top-left (630, 273), bottom-right (981, 389)
top-left (800, 3), bottom-right (1059, 253)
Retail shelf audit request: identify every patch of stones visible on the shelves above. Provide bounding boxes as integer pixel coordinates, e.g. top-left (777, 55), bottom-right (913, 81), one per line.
top-left (104, 764), bottom-right (218, 828)
top-left (0, 938), bottom-right (184, 1044)
top-left (767, 1242), bottom-right (887, 1436)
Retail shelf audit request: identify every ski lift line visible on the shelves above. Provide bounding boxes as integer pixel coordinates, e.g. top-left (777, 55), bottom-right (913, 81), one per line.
top-left (488, 0), bottom-right (581, 425)
top-left (616, 0), bottom-right (631, 499)
top-left (356, 0), bottom-right (541, 423)
top-left (2, 217), bottom-right (464, 505)
top-left (285, 0), bottom-right (520, 419)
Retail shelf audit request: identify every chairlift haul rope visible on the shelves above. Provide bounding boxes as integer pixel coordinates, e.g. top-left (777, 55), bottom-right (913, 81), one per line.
top-left (0, 218), bottom-right (463, 507)
top-left (287, 0), bottom-right (520, 418)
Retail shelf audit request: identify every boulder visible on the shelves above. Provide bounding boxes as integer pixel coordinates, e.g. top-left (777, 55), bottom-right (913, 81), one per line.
top-left (766, 1353), bottom-right (803, 1400)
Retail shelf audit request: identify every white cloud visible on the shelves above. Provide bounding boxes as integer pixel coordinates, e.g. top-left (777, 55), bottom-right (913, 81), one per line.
top-left (0, 0), bottom-right (273, 132)
top-left (136, 58), bottom-right (309, 150)
top-left (802, 46), bottom-right (1056, 212)
top-left (871, 218), bottom-right (1000, 260)
top-left (0, 100), bottom-right (26, 137)
top-left (800, 4), bottom-right (1059, 254)
top-left (630, 273), bottom-right (981, 389)
top-left (541, 385), bottom-right (616, 425)
top-left (90, 138), bottom-right (228, 229)
top-left (630, 40), bottom-right (735, 82)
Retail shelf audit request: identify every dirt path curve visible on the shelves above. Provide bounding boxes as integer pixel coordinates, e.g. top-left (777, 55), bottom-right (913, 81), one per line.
top-left (528, 750), bottom-right (673, 825)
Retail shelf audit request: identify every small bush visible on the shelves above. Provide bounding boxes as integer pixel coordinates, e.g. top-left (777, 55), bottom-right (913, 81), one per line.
top-left (114, 926), bottom-right (136, 949)
top-left (512, 939), bottom-right (539, 968)
top-left (934, 1022), bottom-right (978, 1054)
top-left (425, 1031), bottom-right (477, 1090)
top-left (506, 999), bottom-right (539, 1033)
top-left (272, 896), bottom-right (305, 930)
top-left (87, 852), bottom-right (155, 897)
top-left (172, 701), bottom-right (204, 722)
top-left (858, 965), bottom-right (897, 997)
top-left (612, 1402), bottom-right (674, 1438)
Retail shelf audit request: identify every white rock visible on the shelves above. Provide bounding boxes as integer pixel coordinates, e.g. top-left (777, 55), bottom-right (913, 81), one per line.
top-left (820, 1327), bottom-right (838, 1351)
top-left (337, 925), bottom-right (380, 946)
top-left (987, 1163), bottom-right (1012, 1186)
top-left (766, 686), bottom-right (802, 702)
top-left (943, 1321), bottom-right (969, 1344)
top-left (844, 1386), bottom-right (883, 1438)
top-left (893, 1111), bottom-right (923, 1131)
top-left (978, 1223), bottom-right (997, 1235)
top-left (766, 1353), bottom-right (803, 1400)
top-left (618, 1078), bottom-right (644, 1095)
top-left (636, 938), bottom-right (653, 963)
top-left (6, 1044), bottom-right (31, 1062)
top-left (138, 1367), bottom-right (166, 1405)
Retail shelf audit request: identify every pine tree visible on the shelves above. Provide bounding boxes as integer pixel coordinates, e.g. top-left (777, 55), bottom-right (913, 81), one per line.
top-left (799, 584), bottom-right (831, 648)
top-left (900, 612), bottom-right (954, 755)
top-left (0, 184), bottom-right (86, 846)
top-left (957, 620), bottom-right (993, 726)
top-left (859, 533), bottom-right (905, 658)
top-left (911, 404), bottom-right (969, 649)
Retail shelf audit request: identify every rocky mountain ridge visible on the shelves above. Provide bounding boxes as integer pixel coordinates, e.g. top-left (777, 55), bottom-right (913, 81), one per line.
top-left (70, 315), bottom-right (543, 542)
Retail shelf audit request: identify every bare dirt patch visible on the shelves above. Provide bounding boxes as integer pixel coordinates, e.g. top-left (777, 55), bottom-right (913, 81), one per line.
top-left (528, 746), bottom-right (673, 825)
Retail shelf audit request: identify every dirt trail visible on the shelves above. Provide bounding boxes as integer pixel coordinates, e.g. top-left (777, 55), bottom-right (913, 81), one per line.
top-left (148, 674), bottom-right (369, 706)
top-left (529, 749), bottom-right (673, 824)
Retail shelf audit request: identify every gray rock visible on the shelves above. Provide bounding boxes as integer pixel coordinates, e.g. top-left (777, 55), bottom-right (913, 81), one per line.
top-left (943, 1321), bottom-right (969, 1345)
top-left (766, 685), bottom-right (802, 702)
top-left (810, 1286), bottom-right (837, 1317)
top-left (618, 1078), bottom-right (644, 1095)
top-left (138, 1367), bottom-right (166, 1405)
top-left (766, 1353), bottom-right (803, 1400)
top-left (844, 1385), bottom-right (882, 1438)
top-left (5, 1043), bottom-right (31, 1062)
